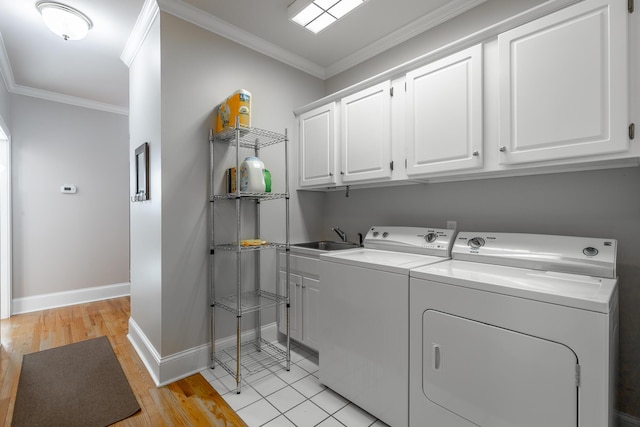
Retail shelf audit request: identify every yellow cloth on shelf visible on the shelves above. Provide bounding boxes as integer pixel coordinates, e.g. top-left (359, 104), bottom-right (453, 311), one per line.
top-left (240, 239), bottom-right (267, 246)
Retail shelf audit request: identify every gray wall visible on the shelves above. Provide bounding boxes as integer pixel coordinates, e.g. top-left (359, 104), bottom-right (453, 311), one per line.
top-left (10, 95), bottom-right (129, 298)
top-left (159, 12), bottom-right (326, 353)
top-left (318, 0), bottom-right (640, 417)
top-left (128, 11), bottom-right (326, 361)
top-left (129, 15), bottom-right (163, 353)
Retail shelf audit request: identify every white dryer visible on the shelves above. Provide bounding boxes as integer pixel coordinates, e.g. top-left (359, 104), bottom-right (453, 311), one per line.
top-left (409, 232), bottom-right (618, 427)
top-left (319, 226), bottom-right (455, 427)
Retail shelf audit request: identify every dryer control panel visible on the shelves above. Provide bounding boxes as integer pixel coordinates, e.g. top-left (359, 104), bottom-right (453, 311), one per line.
top-left (453, 232), bottom-right (617, 279)
top-left (364, 226), bottom-right (455, 256)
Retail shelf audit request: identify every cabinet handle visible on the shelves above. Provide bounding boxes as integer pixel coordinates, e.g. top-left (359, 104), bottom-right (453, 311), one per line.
top-left (295, 283), bottom-right (301, 287)
top-left (472, 150), bottom-right (479, 157)
top-left (340, 171), bottom-right (345, 175)
top-left (329, 172), bottom-right (333, 177)
top-left (499, 146), bottom-right (507, 152)
top-left (302, 285), bottom-right (306, 288)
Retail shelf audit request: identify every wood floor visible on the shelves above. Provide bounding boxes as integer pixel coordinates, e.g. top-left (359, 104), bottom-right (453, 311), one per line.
top-left (0, 297), bottom-right (247, 427)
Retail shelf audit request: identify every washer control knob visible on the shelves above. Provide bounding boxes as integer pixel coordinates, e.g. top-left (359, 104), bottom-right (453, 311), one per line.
top-left (468, 237), bottom-right (486, 249)
top-left (583, 247), bottom-right (599, 256)
top-left (425, 233), bottom-right (438, 243)
top-left (382, 232), bottom-right (389, 238)
top-left (372, 231), bottom-right (379, 237)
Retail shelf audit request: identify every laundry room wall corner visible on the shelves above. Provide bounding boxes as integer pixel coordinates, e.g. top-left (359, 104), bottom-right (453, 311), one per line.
top-left (615, 262), bottom-right (640, 419)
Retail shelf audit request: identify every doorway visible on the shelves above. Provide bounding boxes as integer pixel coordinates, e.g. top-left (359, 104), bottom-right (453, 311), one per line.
top-left (0, 116), bottom-right (11, 319)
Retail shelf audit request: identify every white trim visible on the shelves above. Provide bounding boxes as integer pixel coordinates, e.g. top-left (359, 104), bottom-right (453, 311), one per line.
top-left (0, 114), bottom-right (11, 319)
top-left (10, 84), bottom-right (128, 115)
top-left (155, 341), bottom-right (210, 387)
top-left (295, 0), bottom-right (581, 115)
top-left (325, 0), bottom-right (487, 78)
top-left (126, 0), bottom-right (579, 84)
top-left (156, 0), bottom-right (326, 79)
top-left (120, 0), bottom-right (160, 67)
top-left (0, 32), bottom-right (15, 92)
top-left (127, 317), bottom-right (162, 385)
top-left (127, 319), bottom-right (279, 386)
top-left (0, 31), bottom-right (128, 115)
top-left (619, 412), bottom-right (640, 427)
top-left (12, 282), bottom-right (131, 315)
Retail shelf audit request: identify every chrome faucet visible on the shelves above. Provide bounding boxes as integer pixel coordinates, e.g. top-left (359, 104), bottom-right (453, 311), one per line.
top-left (332, 227), bottom-right (347, 242)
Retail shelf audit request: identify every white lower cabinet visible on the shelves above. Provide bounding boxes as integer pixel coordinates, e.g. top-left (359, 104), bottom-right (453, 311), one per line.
top-left (278, 251), bottom-right (321, 351)
top-left (498, 0), bottom-right (629, 164)
top-left (301, 276), bottom-right (320, 350)
top-left (282, 272), bottom-right (302, 342)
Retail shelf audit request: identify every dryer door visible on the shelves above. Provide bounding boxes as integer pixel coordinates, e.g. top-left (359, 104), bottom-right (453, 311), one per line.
top-left (423, 310), bottom-right (578, 427)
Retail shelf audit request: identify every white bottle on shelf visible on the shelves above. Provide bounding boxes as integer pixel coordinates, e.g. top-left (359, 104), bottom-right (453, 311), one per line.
top-left (240, 157), bottom-right (266, 192)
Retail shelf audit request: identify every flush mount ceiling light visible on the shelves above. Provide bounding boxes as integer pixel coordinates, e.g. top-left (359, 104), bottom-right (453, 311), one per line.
top-left (36, 1), bottom-right (93, 41)
top-left (288, 0), bottom-right (368, 34)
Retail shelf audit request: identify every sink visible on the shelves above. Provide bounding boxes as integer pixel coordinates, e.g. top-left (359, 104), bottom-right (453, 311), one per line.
top-left (292, 241), bottom-right (360, 251)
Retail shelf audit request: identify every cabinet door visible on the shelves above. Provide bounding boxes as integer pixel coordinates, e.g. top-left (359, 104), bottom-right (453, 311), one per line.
top-left (299, 103), bottom-right (338, 187)
top-left (406, 45), bottom-right (483, 176)
top-left (341, 81), bottom-right (392, 183)
top-left (302, 276), bottom-right (320, 351)
top-left (498, 0), bottom-right (628, 164)
top-left (279, 272), bottom-right (302, 342)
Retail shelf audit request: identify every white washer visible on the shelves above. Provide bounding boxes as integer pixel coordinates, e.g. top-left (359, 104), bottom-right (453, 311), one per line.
top-left (319, 226), bottom-right (455, 427)
top-left (409, 232), bottom-right (618, 427)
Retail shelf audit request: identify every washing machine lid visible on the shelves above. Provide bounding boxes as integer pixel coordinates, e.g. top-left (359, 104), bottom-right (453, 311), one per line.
top-left (411, 259), bottom-right (618, 313)
top-left (451, 232), bottom-right (617, 279)
top-left (321, 248), bottom-right (448, 274)
top-left (320, 226), bottom-right (454, 274)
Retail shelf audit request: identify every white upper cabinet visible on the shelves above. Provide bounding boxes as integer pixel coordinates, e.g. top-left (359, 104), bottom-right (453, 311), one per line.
top-left (340, 81), bottom-right (393, 183)
top-left (498, 0), bottom-right (629, 165)
top-left (299, 103), bottom-right (338, 188)
top-left (406, 44), bottom-right (483, 176)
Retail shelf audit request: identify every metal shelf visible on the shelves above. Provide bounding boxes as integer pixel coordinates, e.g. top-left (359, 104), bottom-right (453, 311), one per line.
top-left (209, 120), bottom-right (291, 394)
top-left (212, 127), bottom-right (286, 149)
top-left (213, 338), bottom-right (288, 380)
top-left (211, 192), bottom-right (288, 202)
top-left (214, 290), bottom-right (288, 316)
top-left (211, 242), bottom-right (286, 254)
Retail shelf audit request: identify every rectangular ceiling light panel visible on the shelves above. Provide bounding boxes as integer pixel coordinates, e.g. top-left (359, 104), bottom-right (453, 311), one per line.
top-left (290, 0), bottom-right (367, 33)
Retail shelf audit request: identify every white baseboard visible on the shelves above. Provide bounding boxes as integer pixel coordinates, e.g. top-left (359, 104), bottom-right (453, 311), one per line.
top-left (12, 282), bottom-right (130, 315)
top-left (619, 412), bottom-right (640, 427)
top-left (127, 317), bottom-right (278, 387)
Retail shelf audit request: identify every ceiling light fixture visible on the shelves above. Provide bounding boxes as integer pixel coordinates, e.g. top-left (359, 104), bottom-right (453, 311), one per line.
top-left (36, 1), bottom-right (93, 41)
top-left (288, 0), bottom-right (368, 34)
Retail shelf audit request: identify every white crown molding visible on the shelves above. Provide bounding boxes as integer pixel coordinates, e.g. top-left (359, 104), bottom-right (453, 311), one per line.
top-left (150, 0), bottom-right (580, 84)
top-left (151, 0), bottom-right (488, 80)
top-left (10, 84), bottom-right (129, 115)
top-left (156, 0), bottom-right (326, 79)
top-left (120, 0), bottom-right (160, 67)
top-left (0, 31), bottom-right (128, 115)
top-left (0, 32), bottom-right (16, 92)
top-left (296, 0), bottom-right (581, 115)
top-left (325, 0), bottom-right (487, 78)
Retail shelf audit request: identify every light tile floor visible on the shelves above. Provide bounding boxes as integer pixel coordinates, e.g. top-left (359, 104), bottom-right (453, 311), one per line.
top-left (200, 342), bottom-right (391, 427)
